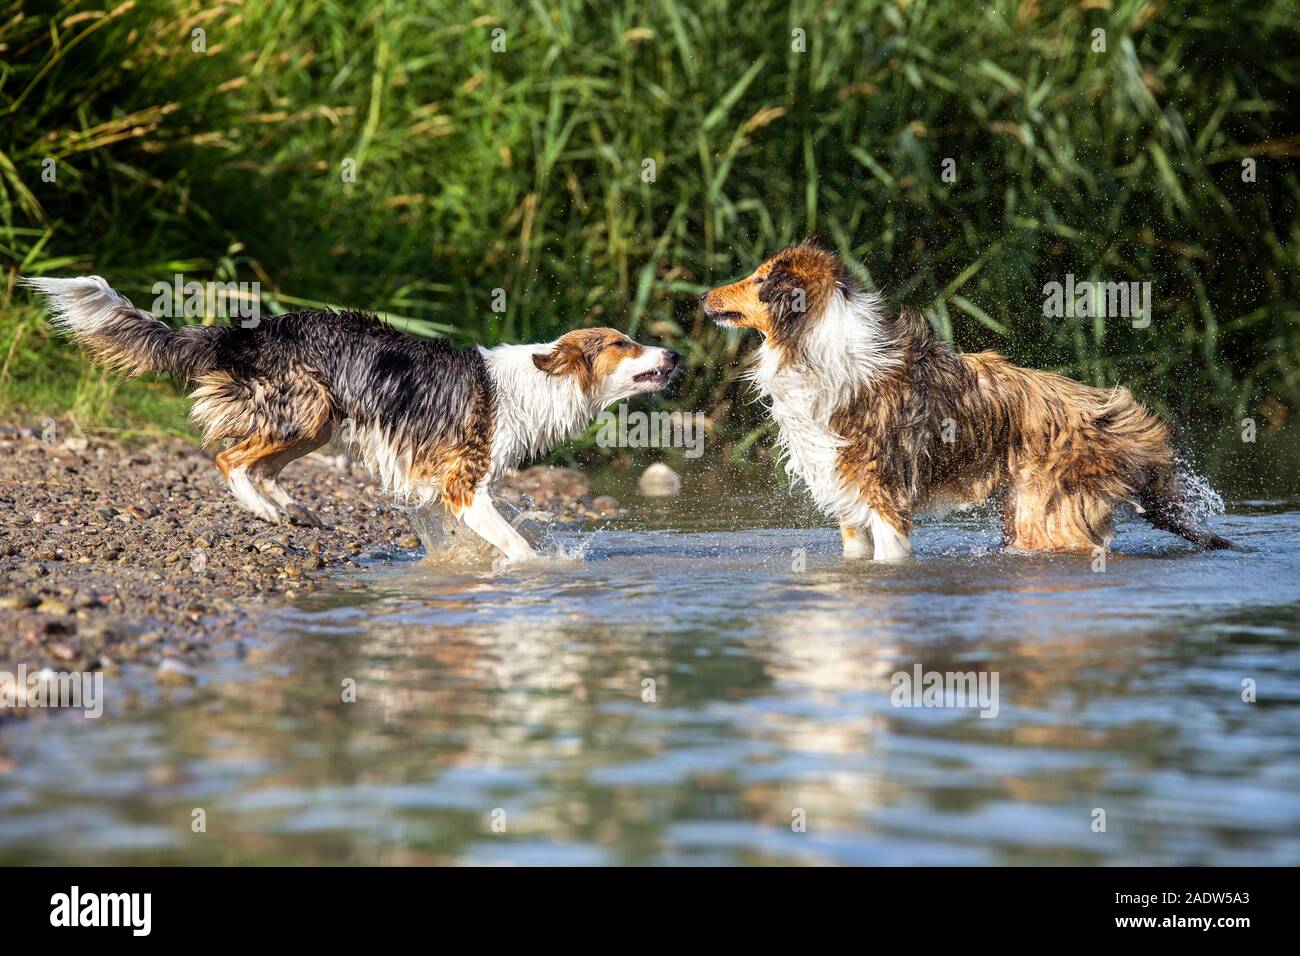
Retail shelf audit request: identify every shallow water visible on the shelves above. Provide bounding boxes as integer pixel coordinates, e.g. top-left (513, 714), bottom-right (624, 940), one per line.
top-left (2, 493), bottom-right (1300, 865)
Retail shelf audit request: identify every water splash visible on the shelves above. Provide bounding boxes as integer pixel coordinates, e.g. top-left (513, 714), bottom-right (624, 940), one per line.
top-left (404, 500), bottom-right (586, 567)
top-left (1175, 457), bottom-right (1226, 525)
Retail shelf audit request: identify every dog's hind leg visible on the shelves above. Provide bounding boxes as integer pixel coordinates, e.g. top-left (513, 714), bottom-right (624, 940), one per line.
top-left (1006, 477), bottom-right (1112, 552)
top-left (998, 485), bottom-right (1019, 550)
top-left (215, 438), bottom-right (286, 525)
top-left (248, 429), bottom-right (334, 528)
top-left (200, 371), bottom-right (336, 528)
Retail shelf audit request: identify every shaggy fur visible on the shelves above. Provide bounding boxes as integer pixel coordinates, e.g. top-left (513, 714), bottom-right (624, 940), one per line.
top-left (702, 240), bottom-right (1235, 559)
top-left (25, 275), bottom-right (677, 561)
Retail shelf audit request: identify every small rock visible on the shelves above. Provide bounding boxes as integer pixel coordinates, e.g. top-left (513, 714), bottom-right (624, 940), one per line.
top-left (514, 466), bottom-right (591, 503)
top-left (78, 620), bottom-right (125, 641)
top-left (0, 594), bottom-right (41, 609)
top-left (638, 463), bottom-right (681, 497)
top-left (155, 659), bottom-right (197, 685)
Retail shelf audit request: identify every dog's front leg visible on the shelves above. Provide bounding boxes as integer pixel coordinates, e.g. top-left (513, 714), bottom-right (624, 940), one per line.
top-left (459, 491), bottom-right (538, 563)
top-left (868, 510), bottom-right (912, 561)
top-left (839, 519), bottom-right (871, 559)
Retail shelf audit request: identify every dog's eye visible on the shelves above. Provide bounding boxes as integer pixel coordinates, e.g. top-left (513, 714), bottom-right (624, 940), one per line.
top-left (754, 276), bottom-right (765, 285)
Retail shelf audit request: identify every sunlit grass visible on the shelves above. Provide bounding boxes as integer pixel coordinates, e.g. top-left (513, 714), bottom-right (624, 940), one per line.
top-left (1, 0), bottom-right (1296, 450)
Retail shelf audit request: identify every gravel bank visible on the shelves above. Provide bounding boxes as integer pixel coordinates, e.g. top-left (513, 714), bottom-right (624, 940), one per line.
top-left (0, 425), bottom-right (619, 688)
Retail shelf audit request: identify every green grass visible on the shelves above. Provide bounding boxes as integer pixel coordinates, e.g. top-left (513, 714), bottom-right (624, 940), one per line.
top-left (1, 0), bottom-right (1297, 451)
top-left (0, 295), bottom-right (195, 439)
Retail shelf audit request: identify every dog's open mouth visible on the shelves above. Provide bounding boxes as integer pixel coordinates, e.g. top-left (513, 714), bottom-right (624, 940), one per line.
top-left (633, 367), bottom-right (670, 384)
top-left (708, 311), bottom-right (742, 327)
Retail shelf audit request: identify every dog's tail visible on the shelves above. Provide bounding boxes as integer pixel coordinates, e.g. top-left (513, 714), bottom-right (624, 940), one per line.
top-left (1135, 464), bottom-right (1238, 551)
top-left (22, 275), bottom-right (221, 382)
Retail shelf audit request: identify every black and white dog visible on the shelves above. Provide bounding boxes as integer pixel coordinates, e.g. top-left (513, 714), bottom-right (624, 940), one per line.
top-left (26, 276), bottom-right (677, 562)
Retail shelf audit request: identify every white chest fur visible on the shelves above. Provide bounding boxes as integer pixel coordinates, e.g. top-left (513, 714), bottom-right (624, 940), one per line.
top-left (744, 290), bottom-right (913, 560)
top-left (751, 348), bottom-right (872, 526)
top-left (746, 289), bottom-right (896, 527)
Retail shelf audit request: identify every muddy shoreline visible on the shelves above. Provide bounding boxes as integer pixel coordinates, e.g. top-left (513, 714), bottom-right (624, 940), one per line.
top-left (0, 425), bottom-right (620, 689)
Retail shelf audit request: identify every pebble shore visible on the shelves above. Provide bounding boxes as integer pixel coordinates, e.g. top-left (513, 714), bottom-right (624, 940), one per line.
top-left (0, 426), bottom-right (620, 691)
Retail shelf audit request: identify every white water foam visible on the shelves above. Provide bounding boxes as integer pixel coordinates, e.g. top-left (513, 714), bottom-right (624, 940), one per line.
top-left (405, 499), bottom-right (589, 568)
top-left (1174, 457), bottom-right (1226, 525)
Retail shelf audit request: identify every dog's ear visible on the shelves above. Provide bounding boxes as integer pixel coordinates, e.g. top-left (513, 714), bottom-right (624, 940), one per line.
top-left (533, 339), bottom-right (594, 390)
top-left (759, 243), bottom-right (849, 358)
top-left (533, 341), bottom-right (581, 375)
top-left (758, 260), bottom-right (806, 336)
top-left (758, 260), bottom-right (798, 307)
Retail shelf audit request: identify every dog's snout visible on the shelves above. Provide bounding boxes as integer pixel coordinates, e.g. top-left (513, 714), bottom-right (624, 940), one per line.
top-left (666, 349), bottom-right (680, 368)
top-left (698, 291), bottom-right (709, 303)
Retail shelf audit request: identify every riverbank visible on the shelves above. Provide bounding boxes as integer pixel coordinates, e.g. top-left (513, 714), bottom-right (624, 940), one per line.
top-left (0, 425), bottom-right (619, 688)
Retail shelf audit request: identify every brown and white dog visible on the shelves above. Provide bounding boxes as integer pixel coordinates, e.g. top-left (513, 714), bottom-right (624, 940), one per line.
top-left (26, 276), bottom-right (678, 562)
top-left (702, 240), bottom-right (1234, 559)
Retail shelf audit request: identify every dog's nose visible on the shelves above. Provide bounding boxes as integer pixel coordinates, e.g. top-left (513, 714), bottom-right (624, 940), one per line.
top-left (698, 292), bottom-right (708, 303)
top-left (665, 349), bottom-right (680, 368)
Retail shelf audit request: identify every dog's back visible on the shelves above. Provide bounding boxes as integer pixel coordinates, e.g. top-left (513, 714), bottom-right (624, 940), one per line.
top-left (24, 276), bottom-right (495, 522)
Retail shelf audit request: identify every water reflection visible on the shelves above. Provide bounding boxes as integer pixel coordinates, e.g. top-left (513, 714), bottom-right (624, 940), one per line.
top-left (1, 504), bottom-right (1299, 865)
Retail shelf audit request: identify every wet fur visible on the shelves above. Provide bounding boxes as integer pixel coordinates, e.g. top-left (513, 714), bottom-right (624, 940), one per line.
top-left (25, 276), bottom-right (674, 560)
top-left (703, 241), bottom-right (1235, 558)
